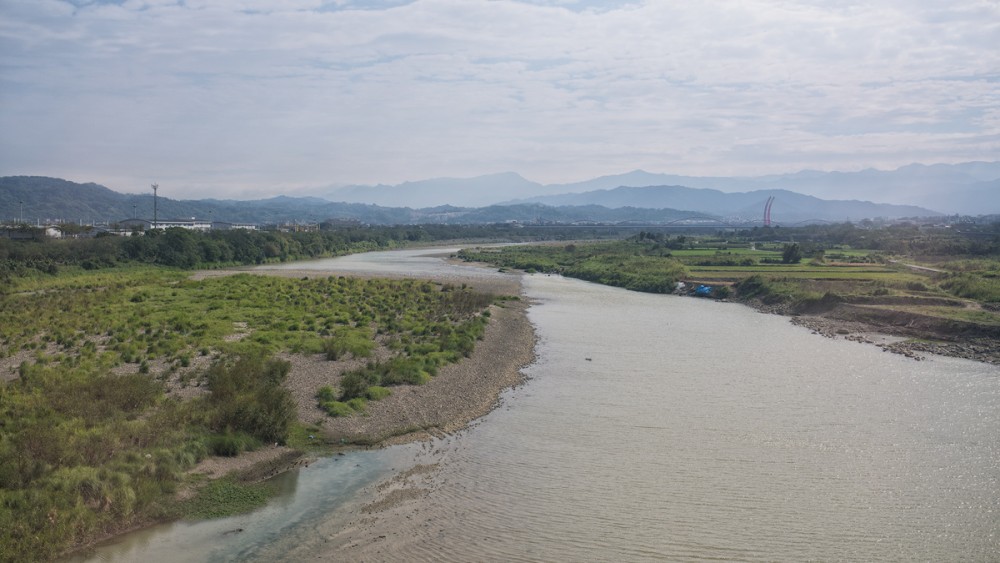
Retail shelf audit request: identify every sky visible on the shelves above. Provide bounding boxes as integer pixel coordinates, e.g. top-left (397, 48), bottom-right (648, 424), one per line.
top-left (1, 0), bottom-right (998, 200)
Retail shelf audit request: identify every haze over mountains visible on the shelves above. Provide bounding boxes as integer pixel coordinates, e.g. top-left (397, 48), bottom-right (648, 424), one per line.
top-left (508, 187), bottom-right (934, 224)
top-left (326, 161), bottom-right (1000, 215)
top-left (3, 161), bottom-right (999, 226)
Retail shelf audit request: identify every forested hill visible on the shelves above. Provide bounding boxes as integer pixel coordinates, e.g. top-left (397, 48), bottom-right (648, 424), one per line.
top-left (1, 175), bottom-right (941, 226)
top-left (0, 176), bottom-right (705, 225)
top-left (0, 176), bottom-right (415, 225)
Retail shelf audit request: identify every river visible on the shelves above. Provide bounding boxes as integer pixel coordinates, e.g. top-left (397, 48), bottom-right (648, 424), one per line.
top-left (76, 248), bottom-right (1000, 562)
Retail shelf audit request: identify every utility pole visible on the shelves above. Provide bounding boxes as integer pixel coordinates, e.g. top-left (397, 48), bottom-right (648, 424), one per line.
top-left (18, 200), bottom-right (23, 224)
top-left (151, 183), bottom-right (159, 229)
top-left (133, 204), bottom-right (137, 220)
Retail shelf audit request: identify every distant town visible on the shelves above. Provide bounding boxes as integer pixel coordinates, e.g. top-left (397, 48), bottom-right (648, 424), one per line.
top-left (0, 217), bottom-right (369, 240)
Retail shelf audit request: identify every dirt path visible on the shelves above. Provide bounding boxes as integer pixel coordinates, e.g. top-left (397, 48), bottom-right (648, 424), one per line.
top-left (888, 259), bottom-right (946, 274)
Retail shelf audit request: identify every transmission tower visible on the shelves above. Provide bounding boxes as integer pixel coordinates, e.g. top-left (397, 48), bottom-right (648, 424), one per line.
top-left (763, 196), bottom-right (774, 226)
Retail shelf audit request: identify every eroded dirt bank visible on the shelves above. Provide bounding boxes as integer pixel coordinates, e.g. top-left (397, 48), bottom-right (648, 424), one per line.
top-left (749, 299), bottom-right (1000, 365)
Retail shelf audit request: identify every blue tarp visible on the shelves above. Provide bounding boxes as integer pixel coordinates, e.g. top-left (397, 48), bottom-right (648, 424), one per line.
top-left (695, 285), bottom-right (712, 296)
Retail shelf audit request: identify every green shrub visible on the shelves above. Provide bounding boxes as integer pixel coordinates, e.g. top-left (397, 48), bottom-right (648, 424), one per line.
top-left (315, 385), bottom-right (336, 402)
top-left (734, 275), bottom-right (770, 299)
top-left (366, 386), bottom-right (391, 400)
top-left (322, 401), bottom-right (354, 417)
top-left (941, 272), bottom-right (1000, 303)
top-left (346, 397), bottom-right (367, 412)
top-left (206, 432), bottom-right (259, 457)
top-left (206, 353), bottom-right (296, 444)
top-left (338, 368), bottom-right (379, 400)
top-left (322, 327), bottom-right (375, 360)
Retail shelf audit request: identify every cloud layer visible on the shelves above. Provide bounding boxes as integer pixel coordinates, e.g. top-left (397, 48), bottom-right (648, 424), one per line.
top-left (1, 0), bottom-right (998, 198)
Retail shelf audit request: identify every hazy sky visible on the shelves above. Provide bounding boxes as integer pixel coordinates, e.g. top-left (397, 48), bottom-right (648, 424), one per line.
top-left (1, 0), bottom-right (998, 199)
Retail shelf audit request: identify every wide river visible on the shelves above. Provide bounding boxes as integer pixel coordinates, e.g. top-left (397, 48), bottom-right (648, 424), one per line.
top-left (77, 248), bottom-right (999, 562)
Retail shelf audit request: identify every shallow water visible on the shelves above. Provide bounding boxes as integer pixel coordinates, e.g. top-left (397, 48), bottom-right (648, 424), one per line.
top-left (354, 274), bottom-right (999, 561)
top-left (67, 446), bottom-right (422, 562)
top-left (257, 246), bottom-right (507, 285)
top-left (77, 249), bottom-right (1000, 562)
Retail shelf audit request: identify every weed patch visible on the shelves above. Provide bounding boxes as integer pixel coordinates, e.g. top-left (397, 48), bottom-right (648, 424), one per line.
top-left (179, 478), bottom-right (274, 520)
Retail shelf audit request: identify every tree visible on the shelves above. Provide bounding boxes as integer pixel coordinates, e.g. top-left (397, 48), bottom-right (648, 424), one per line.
top-left (782, 243), bottom-right (802, 264)
top-left (158, 228), bottom-right (200, 267)
top-left (809, 249), bottom-right (826, 265)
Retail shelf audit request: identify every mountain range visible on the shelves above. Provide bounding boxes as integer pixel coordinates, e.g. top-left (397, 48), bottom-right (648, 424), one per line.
top-left (507, 186), bottom-right (934, 224)
top-left (0, 176), bottom-right (708, 226)
top-left (326, 161), bottom-right (1000, 215)
top-left (5, 161), bottom-right (999, 227)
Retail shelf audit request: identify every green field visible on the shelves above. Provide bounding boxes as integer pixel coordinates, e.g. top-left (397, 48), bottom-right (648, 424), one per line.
top-left (462, 233), bottom-right (1000, 326)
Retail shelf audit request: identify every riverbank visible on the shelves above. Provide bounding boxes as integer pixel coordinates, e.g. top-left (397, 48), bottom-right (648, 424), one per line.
top-left (737, 297), bottom-right (1000, 365)
top-left (314, 296), bottom-right (535, 445)
top-left (180, 261), bottom-right (537, 560)
top-left (47, 258), bottom-right (533, 561)
top-left (182, 264), bottom-right (533, 492)
top-left (458, 239), bottom-right (1000, 366)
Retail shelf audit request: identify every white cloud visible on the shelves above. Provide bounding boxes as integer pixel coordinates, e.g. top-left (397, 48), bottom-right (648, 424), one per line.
top-left (0, 0), bottom-right (997, 198)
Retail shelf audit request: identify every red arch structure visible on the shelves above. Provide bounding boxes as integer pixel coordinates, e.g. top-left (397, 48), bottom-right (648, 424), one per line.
top-left (763, 196), bottom-right (774, 226)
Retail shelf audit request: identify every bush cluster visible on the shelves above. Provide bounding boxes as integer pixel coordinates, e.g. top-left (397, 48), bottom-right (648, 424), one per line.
top-left (205, 353), bottom-right (296, 446)
top-left (0, 349), bottom-right (301, 561)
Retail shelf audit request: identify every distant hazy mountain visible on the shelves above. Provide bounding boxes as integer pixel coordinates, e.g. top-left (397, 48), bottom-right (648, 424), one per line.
top-left (3, 176), bottom-right (717, 226)
top-left (545, 162), bottom-right (1000, 214)
top-left (0, 174), bottom-right (956, 227)
top-left (510, 186), bottom-right (938, 223)
top-left (328, 162), bottom-right (999, 214)
top-left (329, 172), bottom-right (544, 208)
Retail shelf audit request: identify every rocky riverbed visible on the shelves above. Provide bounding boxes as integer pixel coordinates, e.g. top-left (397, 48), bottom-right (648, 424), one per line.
top-left (788, 312), bottom-right (1000, 365)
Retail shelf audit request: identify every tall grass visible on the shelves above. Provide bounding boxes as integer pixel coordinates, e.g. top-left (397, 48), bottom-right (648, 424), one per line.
top-left (941, 272), bottom-right (1000, 303)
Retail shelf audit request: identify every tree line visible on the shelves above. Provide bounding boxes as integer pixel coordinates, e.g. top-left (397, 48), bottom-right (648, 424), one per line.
top-left (0, 223), bottom-right (637, 280)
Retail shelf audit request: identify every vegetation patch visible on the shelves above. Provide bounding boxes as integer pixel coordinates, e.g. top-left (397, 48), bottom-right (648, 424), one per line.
top-left (460, 239), bottom-right (688, 293)
top-left (284, 423), bottom-right (325, 452)
top-left (321, 401), bottom-right (355, 417)
top-left (462, 226), bottom-right (1000, 348)
top-left (0, 266), bottom-right (501, 561)
top-left (0, 344), bottom-right (306, 561)
top-left (365, 385), bottom-right (392, 400)
top-left (178, 477), bottom-right (275, 520)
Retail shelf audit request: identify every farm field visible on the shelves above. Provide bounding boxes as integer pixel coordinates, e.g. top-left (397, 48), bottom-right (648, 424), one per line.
top-left (460, 228), bottom-right (1000, 362)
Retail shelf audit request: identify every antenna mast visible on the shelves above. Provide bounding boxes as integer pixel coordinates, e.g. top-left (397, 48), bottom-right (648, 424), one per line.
top-left (151, 183), bottom-right (159, 229)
